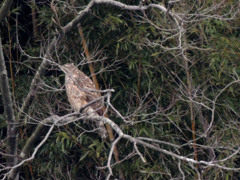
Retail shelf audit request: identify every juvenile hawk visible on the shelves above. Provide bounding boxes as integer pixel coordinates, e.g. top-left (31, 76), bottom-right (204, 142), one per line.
top-left (62, 63), bottom-right (107, 138)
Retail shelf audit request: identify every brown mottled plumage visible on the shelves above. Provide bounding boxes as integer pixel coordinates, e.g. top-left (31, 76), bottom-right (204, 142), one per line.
top-left (62, 63), bottom-right (106, 138)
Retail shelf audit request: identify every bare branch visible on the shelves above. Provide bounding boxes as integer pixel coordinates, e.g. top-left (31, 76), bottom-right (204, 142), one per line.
top-left (0, 34), bottom-right (17, 169)
top-left (0, 0), bottom-right (13, 23)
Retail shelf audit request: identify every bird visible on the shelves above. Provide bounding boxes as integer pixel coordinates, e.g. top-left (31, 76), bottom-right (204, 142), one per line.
top-left (62, 63), bottom-right (107, 138)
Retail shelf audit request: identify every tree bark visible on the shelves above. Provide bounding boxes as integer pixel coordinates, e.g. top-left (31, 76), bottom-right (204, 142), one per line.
top-left (0, 0), bottom-right (13, 23)
top-left (0, 34), bottom-right (18, 176)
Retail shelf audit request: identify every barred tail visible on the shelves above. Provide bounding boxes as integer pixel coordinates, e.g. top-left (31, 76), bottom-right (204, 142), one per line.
top-left (97, 121), bottom-right (107, 139)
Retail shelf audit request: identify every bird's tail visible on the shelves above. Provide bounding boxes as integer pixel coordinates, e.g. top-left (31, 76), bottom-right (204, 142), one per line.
top-left (86, 107), bottom-right (107, 138)
top-left (97, 120), bottom-right (107, 139)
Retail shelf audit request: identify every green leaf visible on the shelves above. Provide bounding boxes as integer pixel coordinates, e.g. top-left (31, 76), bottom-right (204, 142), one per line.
top-left (151, 52), bottom-right (160, 57)
top-left (80, 151), bottom-right (90, 161)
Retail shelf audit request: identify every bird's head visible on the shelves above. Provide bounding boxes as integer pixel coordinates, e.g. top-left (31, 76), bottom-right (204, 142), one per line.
top-left (61, 63), bottom-right (78, 74)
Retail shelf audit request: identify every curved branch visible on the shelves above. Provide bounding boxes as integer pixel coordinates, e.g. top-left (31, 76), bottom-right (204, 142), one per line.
top-left (4, 113), bottom-right (240, 179)
top-left (84, 115), bottom-right (240, 171)
top-left (17, 36), bottom-right (60, 120)
top-left (94, 0), bottom-right (167, 12)
top-left (0, 0), bottom-right (13, 23)
top-left (18, 0), bottom-right (172, 122)
top-left (5, 115), bottom-right (66, 179)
